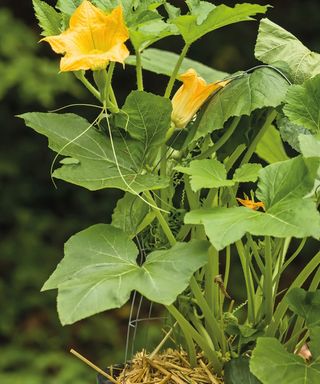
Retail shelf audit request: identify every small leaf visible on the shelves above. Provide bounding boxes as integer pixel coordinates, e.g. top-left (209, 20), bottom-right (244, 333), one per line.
top-left (116, 91), bottom-right (172, 155)
top-left (33, 0), bottom-right (61, 36)
top-left (284, 74), bottom-right (320, 134)
top-left (111, 192), bottom-right (150, 238)
top-left (197, 68), bottom-right (289, 138)
top-left (286, 288), bottom-right (320, 328)
top-left (42, 224), bottom-right (210, 324)
top-left (250, 337), bottom-right (320, 384)
top-left (255, 124), bottom-right (289, 163)
top-left (175, 159), bottom-right (234, 191)
top-left (172, 3), bottom-right (268, 44)
top-left (224, 357), bottom-right (261, 384)
top-left (126, 48), bottom-right (228, 83)
top-left (255, 18), bottom-right (320, 84)
top-left (232, 163), bottom-right (262, 183)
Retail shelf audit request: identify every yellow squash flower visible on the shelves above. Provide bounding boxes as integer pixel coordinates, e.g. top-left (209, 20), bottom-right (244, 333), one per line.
top-left (171, 69), bottom-right (229, 128)
top-left (42, 1), bottom-right (129, 72)
top-left (236, 197), bottom-right (265, 211)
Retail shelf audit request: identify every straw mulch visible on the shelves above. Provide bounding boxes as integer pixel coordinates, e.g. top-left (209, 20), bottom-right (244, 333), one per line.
top-left (115, 348), bottom-right (223, 384)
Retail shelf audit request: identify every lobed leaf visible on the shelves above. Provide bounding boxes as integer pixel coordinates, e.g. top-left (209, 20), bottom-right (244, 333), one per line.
top-left (19, 112), bottom-right (168, 193)
top-left (172, 3), bottom-right (268, 44)
top-left (42, 224), bottom-right (210, 324)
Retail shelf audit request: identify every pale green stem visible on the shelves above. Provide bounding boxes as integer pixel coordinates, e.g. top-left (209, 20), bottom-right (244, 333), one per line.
top-left (189, 276), bottom-right (222, 350)
top-left (164, 44), bottom-right (190, 99)
top-left (166, 304), bottom-right (222, 372)
top-left (206, 246), bottom-right (220, 319)
top-left (74, 71), bottom-right (101, 101)
top-left (144, 191), bottom-right (176, 247)
top-left (281, 238), bottom-right (307, 273)
top-left (197, 116), bottom-right (241, 160)
top-left (235, 240), bottom-right (255, 323)
top-left (135, 50), bottom-right (144, 91)
top-left (266, 251), bottom-right (320, 337)
top-left (263, 236), bottom-right (274, 325)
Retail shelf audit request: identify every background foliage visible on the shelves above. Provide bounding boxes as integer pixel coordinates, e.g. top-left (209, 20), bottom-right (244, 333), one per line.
top-left (1, 0), bottom-right (319, 383)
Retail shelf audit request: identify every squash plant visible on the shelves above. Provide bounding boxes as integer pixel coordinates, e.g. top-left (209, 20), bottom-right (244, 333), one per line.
top-left (22, 1), bottom-right (320, 382)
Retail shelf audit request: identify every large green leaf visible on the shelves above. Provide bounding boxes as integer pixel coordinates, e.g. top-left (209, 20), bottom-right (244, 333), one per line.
top-left (196, 68), bottom-right (289, 138)
top-left (255, 18), bottom-right (320, 84)
top-left (185, 157), bottom-right (320, 250)
top-left (115, 91), bottom-right (172, 157)
top-left (284, 75), bottom-right (320, 134)
top-left (286, 288), bottom-right (320, 328)
top-left (175, 159), bottom-right (233, 191)
top-left (20, 112), bottom-right (168, 192)
top-left (172, 3), bottom-right (268, 44)
top-left (126, 48), bottom-right (228, 83)
top-left (250, 337), bottom-right (320, 384)
top-left (175, 160), bottom-right (261, 192)
top-left (33, 0), bottom-right (61, 36)
top-left (42, 224), bottom-right (210, 324)
top-left (255, 124), bottom-right (289, 163)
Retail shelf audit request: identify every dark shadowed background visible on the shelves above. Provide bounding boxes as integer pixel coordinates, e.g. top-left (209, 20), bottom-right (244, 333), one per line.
top-left (1, 1), bottom-right (319, 383)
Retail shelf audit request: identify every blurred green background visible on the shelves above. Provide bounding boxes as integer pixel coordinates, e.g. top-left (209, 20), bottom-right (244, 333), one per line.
top-left (1, 1), bottom-right (319, 383)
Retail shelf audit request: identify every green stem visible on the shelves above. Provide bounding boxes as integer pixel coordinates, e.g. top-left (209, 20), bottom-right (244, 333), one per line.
top-left (144, 191), bottom-right (176, 246)
top-left (240, 110), bottom-right (278, 166)
top-left (189, 276), bottom-right (222, 350)
top-left (235, 240), bottom-right (255, 324)
top-left (266, 251), bottom-right (320, 337)
top-left (104, 62), bottom-right (116, 105)
top-left (135, 50), bottom-right (144, 91)
top-left (74, 71), bottom-right (101, 101)
top-left (164, 44), bottom-right (190, 98)
top-left (224, 144), bottom-right (246, 172)
top-left (281, 238), bottom-right (307, 273)
top-left (197, 116), bottom-right (241, 160)
top-left (166, 304), bottom-right (222, 372)
top-left (205, 246), bottom-right (219, 318)
top-left (263, 236), bottom-right (274, 325)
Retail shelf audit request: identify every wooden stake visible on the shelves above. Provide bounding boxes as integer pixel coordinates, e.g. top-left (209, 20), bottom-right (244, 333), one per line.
top-left (70, 348), bottom-right (120, 384)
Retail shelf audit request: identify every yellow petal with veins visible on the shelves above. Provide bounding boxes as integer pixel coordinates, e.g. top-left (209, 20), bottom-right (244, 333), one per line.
top-left (171, 68), bottom-right (229, 129)
top-left (42, 1), bottom-right (129, 72)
